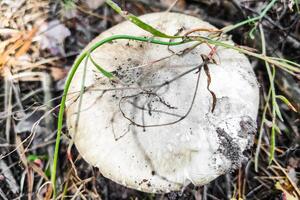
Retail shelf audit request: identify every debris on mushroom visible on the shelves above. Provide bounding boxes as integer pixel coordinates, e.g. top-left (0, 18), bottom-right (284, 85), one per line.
top-left (66, 12), bottom-right (259, 193)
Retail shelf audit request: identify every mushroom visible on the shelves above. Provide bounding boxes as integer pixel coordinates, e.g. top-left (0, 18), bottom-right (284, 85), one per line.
top-left (66, 12), bottom-right (259, 193)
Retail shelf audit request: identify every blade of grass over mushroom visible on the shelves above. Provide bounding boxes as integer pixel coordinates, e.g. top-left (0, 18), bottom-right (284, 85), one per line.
top-left (88, 53), bottom-right (114, 79)
top-left (105, 0), bottom-right (181, 39)
top-left (76, 54), bottom-right (90, 134)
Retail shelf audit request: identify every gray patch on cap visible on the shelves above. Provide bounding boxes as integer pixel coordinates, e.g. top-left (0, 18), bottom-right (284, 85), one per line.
top-left (216, 128), bottom-right (242, 171)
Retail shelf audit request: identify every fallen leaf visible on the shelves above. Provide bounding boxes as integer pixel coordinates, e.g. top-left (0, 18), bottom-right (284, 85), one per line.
top-left (34, 20), bottom-right (71, 56)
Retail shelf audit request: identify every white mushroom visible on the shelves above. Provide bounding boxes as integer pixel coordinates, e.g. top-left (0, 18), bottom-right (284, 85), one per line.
top-left (66, 12), bottom-right (259, 193)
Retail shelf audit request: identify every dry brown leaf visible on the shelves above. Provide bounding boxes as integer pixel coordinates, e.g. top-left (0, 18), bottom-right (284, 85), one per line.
top-left (29, 163), bottom-right (48, 181)
top-left (15, 27), bottom-right (38, 57)
top-left (0, 36), bottom-right (23, 66)
top-left (0, 27), bottom-right (37, 69)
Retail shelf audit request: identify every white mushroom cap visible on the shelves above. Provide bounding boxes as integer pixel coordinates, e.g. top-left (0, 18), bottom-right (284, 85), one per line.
top-left (66, 12), bottom-right (259, 193)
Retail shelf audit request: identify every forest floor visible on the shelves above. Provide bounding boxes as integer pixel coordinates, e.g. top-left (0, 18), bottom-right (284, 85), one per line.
top-left (0, 0), bottom-right (299, 199)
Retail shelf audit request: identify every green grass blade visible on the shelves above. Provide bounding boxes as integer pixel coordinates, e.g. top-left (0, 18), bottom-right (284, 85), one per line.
top-left (276, 95), bottom-right (297, 112)
top-left (274, 101), bottom-right (283, 121)
top-left (88, 53), bottom-right (114, 79)
top-left (270, 57), bottom-right (300, 68)
top-left (269, 124), bottom-right (276, 164)
top-left (105, 0), bottom-right (180, 39)
top-left (127, 15), bottom-right (179, 38)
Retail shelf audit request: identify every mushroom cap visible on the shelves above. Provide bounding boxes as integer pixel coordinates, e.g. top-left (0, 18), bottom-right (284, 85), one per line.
top-left (66, 12), bottom-right (259, 193)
